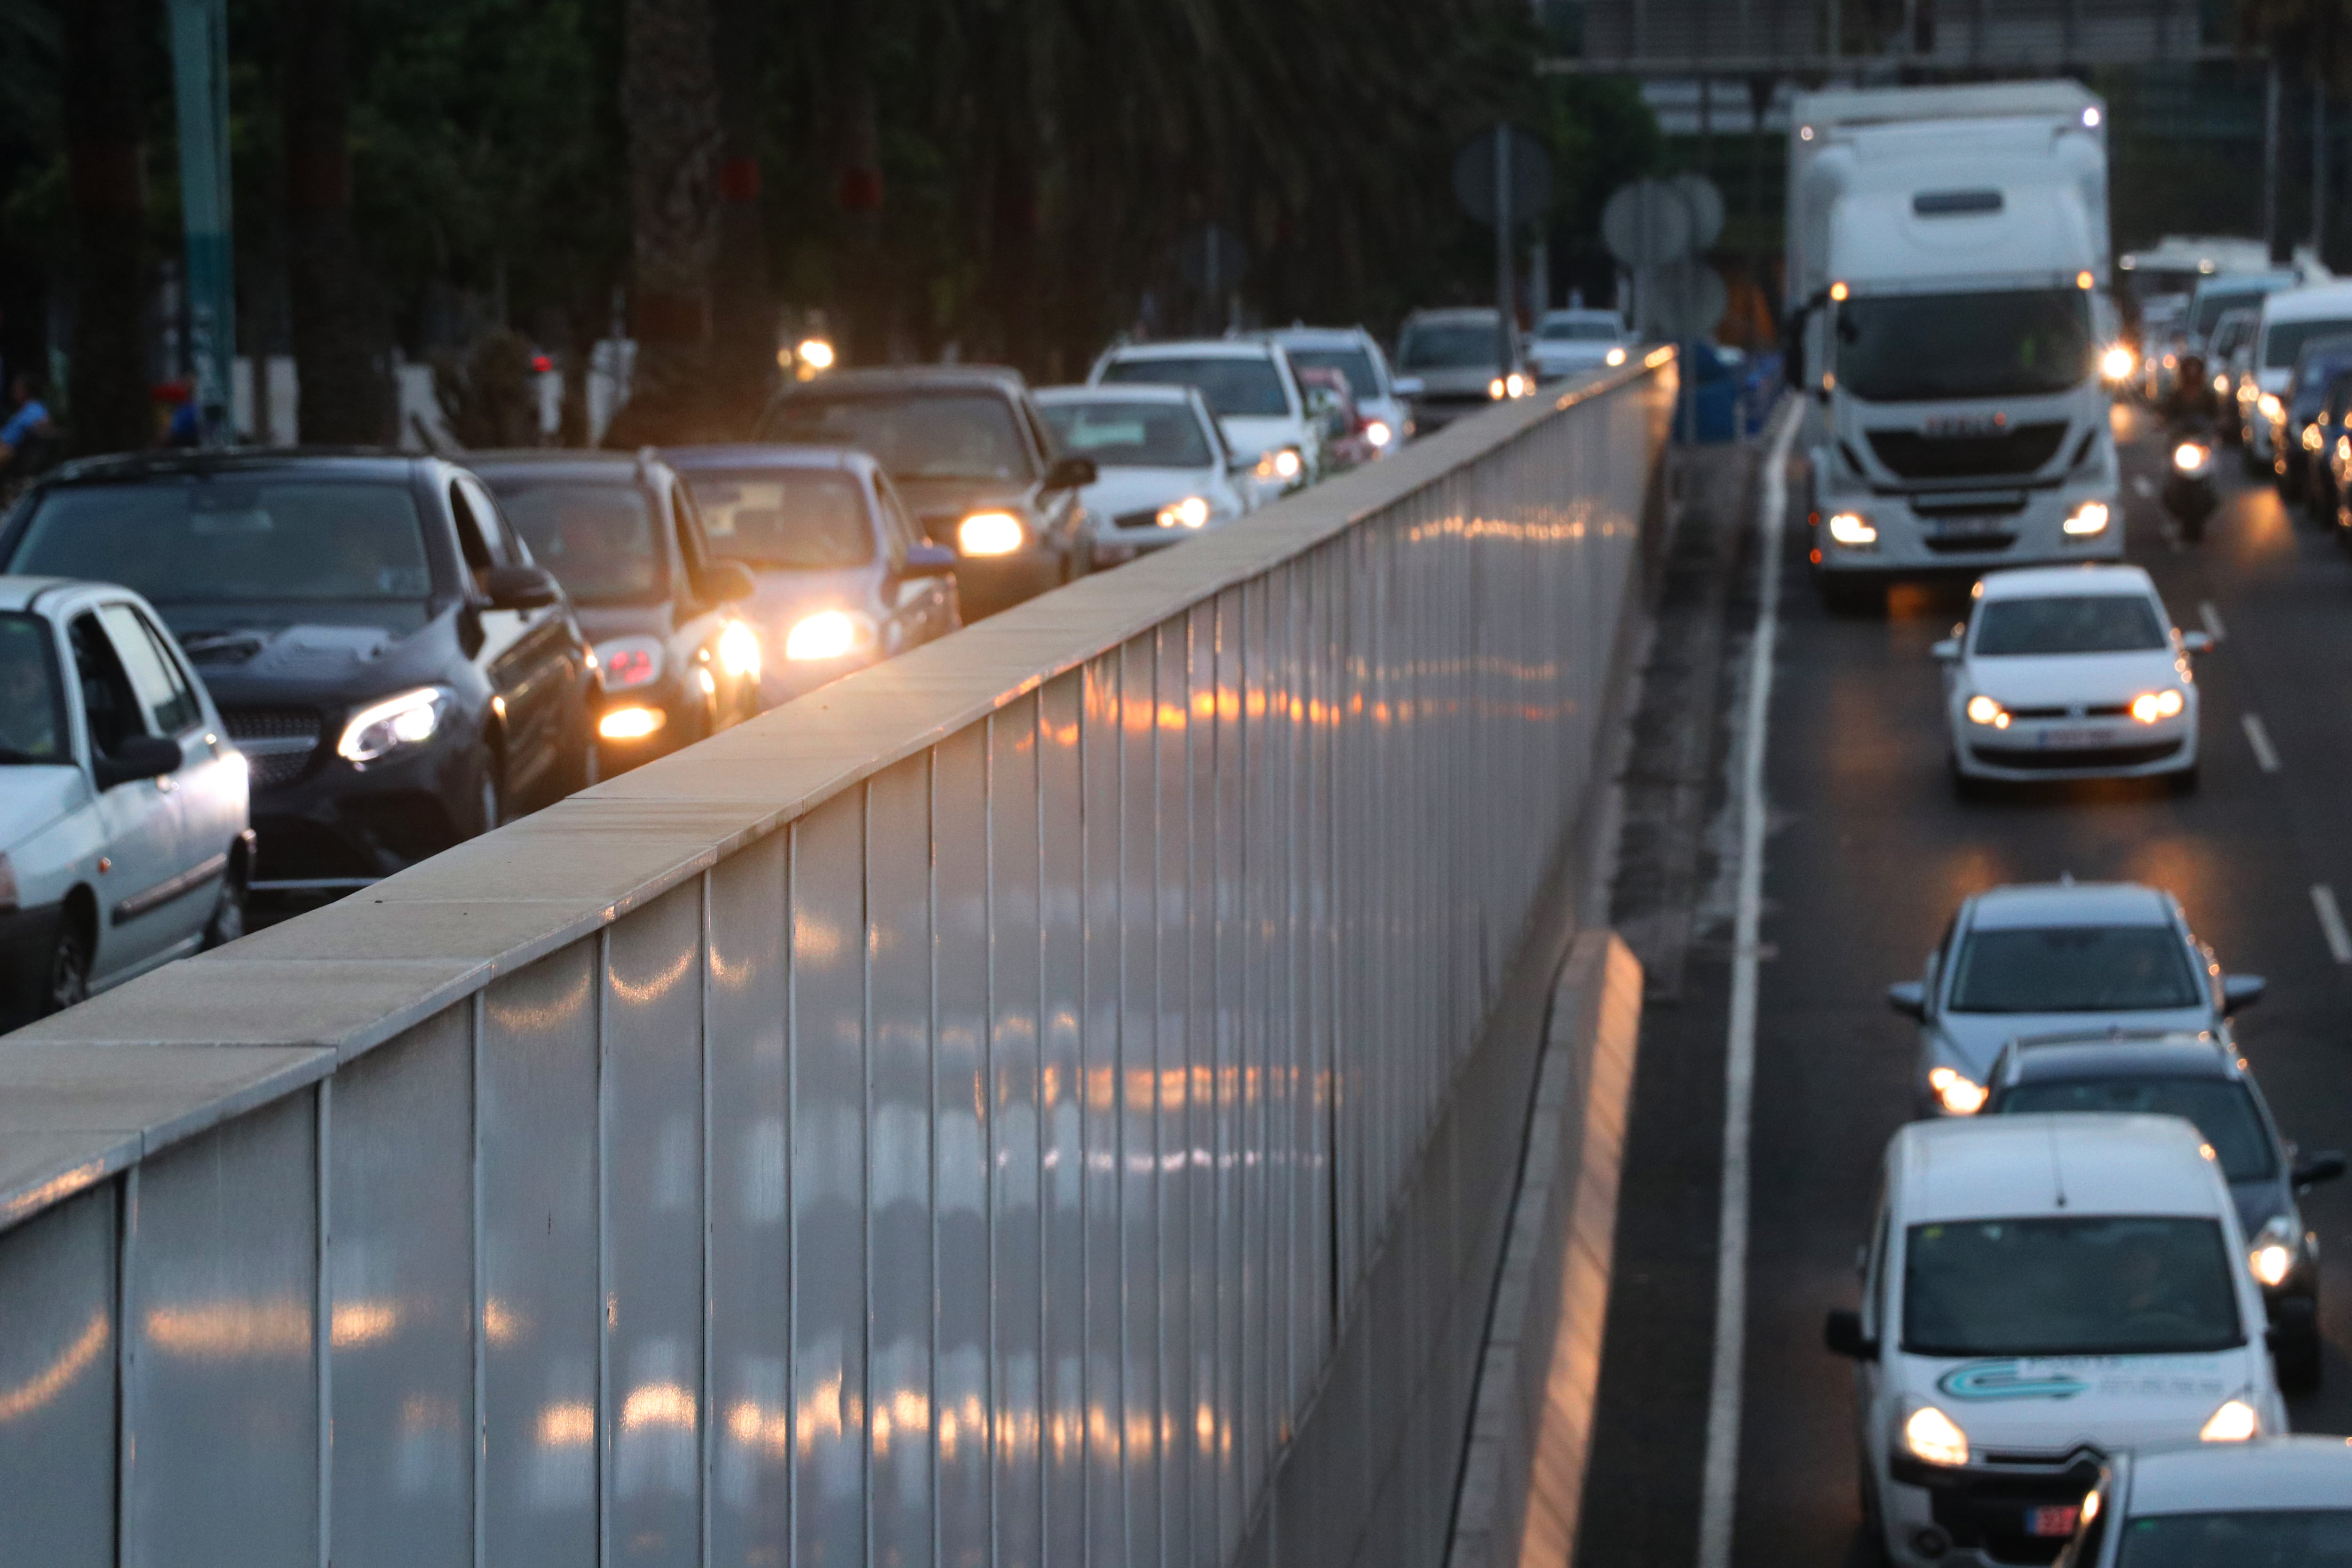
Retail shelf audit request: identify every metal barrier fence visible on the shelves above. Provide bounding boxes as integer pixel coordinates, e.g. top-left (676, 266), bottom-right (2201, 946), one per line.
top-left (0, 356), bottom-right (1673, 1568)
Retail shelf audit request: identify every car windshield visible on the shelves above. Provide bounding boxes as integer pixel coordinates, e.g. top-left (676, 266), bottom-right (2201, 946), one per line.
top-left (491, 481), bottom-right (667, 605)
top-left (1099, 356), bottom-right (1289, 418)
top-left (1540, 317), bottom-right (1621, 341)
top-left (1285, 348), bottom-right (1381, 400)
top-left (2265, 318), bottom-right (2352, 368)
top-left (11, 479), bottom-right (433, 605)
top-left (680, 470), bottom-right (874, 570)
top-left (1398, 322), bottom-right (1506, 371)
top-left (1836, 288), bottom-right (2093, 401)
top-left (1903, 1216), bottom-right (2242, 1357)
top-left (2193, 290), bottom-right (2268, 334)
top-left (2117, 1510), bottom-right (2352, 1567)
top-left (1949, 925), bottom-right (2202, 1012)
top-left (1974, 595), bottom-right (2168, 655)
top-left (765, 392), bottom-right (1034, 482)
top-left (1998, 1078), bottom-right (2275, 1182)
top-left (0, 612), bottom-right (66, 765)
top-left (1041, 401), bottom-right (1214, 469)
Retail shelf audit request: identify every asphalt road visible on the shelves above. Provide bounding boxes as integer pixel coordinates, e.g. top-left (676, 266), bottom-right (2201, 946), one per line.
top-left (1575, 398), bottom-right (2352, 1568)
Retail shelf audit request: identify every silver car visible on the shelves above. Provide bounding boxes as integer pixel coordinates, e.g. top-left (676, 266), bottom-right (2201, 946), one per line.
top-left (2065, 1440), bottom-right (2352, 1567)
top-left (1886, 880), bottom-right (2262, 1117)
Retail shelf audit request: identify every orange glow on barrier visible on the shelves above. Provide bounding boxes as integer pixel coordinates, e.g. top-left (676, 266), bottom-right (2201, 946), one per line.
top-left (331, 1299), bottom-right (400, 1348)
top-left (622, 1382), bottom-right (697, 1430)
top-left (538, 1401), bottom-right (596, 1447)
top-left (146, 1299), bottom-right (310, 1357)
top-left (0, 1311), bottom-right (107, 1423)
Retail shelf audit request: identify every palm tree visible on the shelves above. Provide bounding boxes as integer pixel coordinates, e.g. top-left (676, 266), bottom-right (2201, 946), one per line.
top-left (283, 0), bottom-right (388, 443)
top-left (63, 0), bottom-right (153, 456)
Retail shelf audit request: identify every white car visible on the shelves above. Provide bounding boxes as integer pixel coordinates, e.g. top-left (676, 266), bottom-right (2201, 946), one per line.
top-left (1034, 384), bottom-right (1254, 566)
top-left (1934, 565), bottom-right (2208, 792)
top-left (1260, 326), bottom-right (1414, 455)
top-left (2065, 1438), bottom-right (2352, 1567)
top-left (1088, 339), bottom-right (1320, 507)
top-left (1827, 1114), bottom-right (2288, 1568)
top-left (2246, 280), bottom-right (2352, 466)
top-left (1527, 308), bottom-right (1633, 382)
top-left (0, 578), bottom-right (251, 1027)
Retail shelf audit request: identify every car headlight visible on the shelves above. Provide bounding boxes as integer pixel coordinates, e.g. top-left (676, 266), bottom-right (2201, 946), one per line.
top-left (1964, 694), bottom-right (2011, 730)
top-left (717, 619), bottom-right (762, 680)
top-left (783, 608), bottom-right (874, 662)
top-left (2173, 440), bottom-right (2210, 473)
top-left (1826, 510), bottom-right (1877, 547)
top-left (2063, 500), bottom-right (2112, 537)
top-left (1365, 420), bottom-right (1394, 448)
top-left (2249, 1217), bottom-right (2297, 1287)
top-left (1253, 447), bottom-right (1303, 482)
top-left (1605, 346), bottom-right (1628, 366)
top-left (337, 687), bottom-right (446, 764)
top-left (1485, 373), bottom-right (1530, 400)
top-left (596, 636), bottom-right (664, 692)
top-left (2100, 345), bottom-right (2135, 381)
top-left (1903, 1404), bottom-right (1970, 1467)
top-left (958, 511), bottom-right (1025, 557)
top-left (2260, 393), bottom-right (2285, 422)
top-left (2199, 1397), bottom-right (2259, 1443)
top-left (1154, 495), bottom-right (1212, 530)
top-left (2130, 688), bottom-right (2186, 724)
top-left (598, 705), bottom-right (667, 742)
top-left (2303, 422), bottom-right (2326, 452)
top-left (2214, 374), bottom-right (2230, 394)
top-left (1928, 1066), bottom-right (1987, 1114)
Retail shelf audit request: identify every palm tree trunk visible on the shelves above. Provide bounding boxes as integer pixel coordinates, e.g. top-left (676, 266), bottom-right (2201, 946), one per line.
top-left (282, 0), bottom-right (387, 444)
top-left (63, 0), bottom-right (154, 457)
top-left (707, 0), bottom-right (770, 419)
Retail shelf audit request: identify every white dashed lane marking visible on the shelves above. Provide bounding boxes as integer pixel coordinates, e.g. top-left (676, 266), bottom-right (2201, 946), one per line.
top-left (2242, 714), bottom-right (2281, 773)
top-left (2313, 885), bottom-right (2352, 964)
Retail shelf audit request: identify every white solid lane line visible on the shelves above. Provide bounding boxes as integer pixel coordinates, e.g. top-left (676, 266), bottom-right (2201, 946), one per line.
top-left (2242, 714), bottom-right (2281, 774)
top-left (2313, 885), bottom-right (2352, 964)
top-left (2199, 600), bottom-right (2226, 642)
top-left (1696, 395), bottom-right (1803, 1568)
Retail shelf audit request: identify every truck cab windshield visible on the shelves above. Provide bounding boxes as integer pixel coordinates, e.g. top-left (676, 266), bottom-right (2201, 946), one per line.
top-left (1835, 287), bottom-right (2093, 401)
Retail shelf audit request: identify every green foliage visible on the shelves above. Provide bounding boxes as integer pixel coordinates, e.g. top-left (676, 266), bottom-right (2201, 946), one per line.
top-left (432, 326), bottom-right (540, 447)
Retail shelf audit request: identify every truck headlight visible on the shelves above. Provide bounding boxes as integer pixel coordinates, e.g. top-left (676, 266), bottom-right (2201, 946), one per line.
top-left (2130, 689), bottom-right (2186, 724)
top-left (1928, 1066), bottom-right (1987, 1114)
top-left (2100, 345), bottom-right (2135, 382)
top-left (1826, 510), bottom-right (1877, 546)
top-left (338, 687), bottom-right (446, 763)
top-left (2173, 441), bottom-right (2210, 473)
top-left (2260, 393), bottom-right (2285, 422)
top-left (2199, 1398), bottom-right (2259, 1443)
top-left (1903, 1405), bottom-right (1970, 1467)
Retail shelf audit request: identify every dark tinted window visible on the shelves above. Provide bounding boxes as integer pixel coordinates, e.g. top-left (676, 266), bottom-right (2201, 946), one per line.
top-left (492, 481), bottom-right (667, 605)
top-left (1099, 356), bottom-right (1289, 417)
top-left (2118, 1510), bottom-right (2352, 1567)
top-left (1974, 595), bottom-right (2168, 655)
top-left (1904, 1216), bottom-right (2242, 1356)
top-left (1949, 926), bottom-right (2201, 1012)
top-left (69, 612), bottom-right (146, 757)
top-left (1285, 348), bottom-right (1381, 398)
top-left (683, 470), bottom-right (875, 570)
top-left (1398, 321), bottom-right (1507, 371)
top-left (1837, 288), bottom-right (2093, 401)
top-left (1040, 401), bottom-right (1214, 468)
top-left (1997, 1078), bottom-right (2274, 1182)
top-left (2265, 318), bottom-right (2352, 369)
top-left (1539, 317), bottom-right (1621, 342)
top-left (0, 613), bottom-right (66, 763)
top-left (14, 479), bottom-right (432, 604)
top-left (766, 392), bottom-right (1033, 482)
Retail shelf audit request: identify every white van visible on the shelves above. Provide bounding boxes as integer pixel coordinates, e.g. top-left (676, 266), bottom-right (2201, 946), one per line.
top-left (1826, 1114), bottom-right (2285, 1568)
top-left (2243, 280), bottom-right (2352, 462)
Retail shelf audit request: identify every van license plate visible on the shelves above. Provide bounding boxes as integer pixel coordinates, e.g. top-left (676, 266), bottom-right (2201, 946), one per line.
top-left (2028, 1505), bottom-right (2080, 1538)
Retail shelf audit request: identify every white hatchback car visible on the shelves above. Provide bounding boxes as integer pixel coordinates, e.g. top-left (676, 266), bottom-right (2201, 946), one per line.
top-left (1088, 339), bottom-right (1321, 506)
top-left (1527, 308), bottom-right (1633, 381)
top-left (1828, 1114), bottom-right (2288, 1568)
top-left (1035, 384), bottom-right (1254, 566)
top-left (0, 578), bottom-right (251, 1027)
top-left (1935, 565), bottom-right (2208, 793)
top-left (2062, 1438), bottom-right (2352, 1567)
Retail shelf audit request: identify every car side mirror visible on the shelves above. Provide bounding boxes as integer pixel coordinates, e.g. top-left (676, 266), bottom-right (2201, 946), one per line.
top-left (2221, 973), bottom-right (2266, 1014)
top-left (1043, 455), bottom-right (1098, 492)
top-left (1887, 980), bottom-right (1928, 1021)
top-left (906, 541), bottom-right (959, 579)
top-left (2293, 1150), bottom-right (2347, 1187)
top-left (1823, 1309), bottom-right (1877, 1361)
top-left (2180, 630), bottom-right (2215, 654)
top-left (95, 733), bottom-right (184, 790)
top-left (693, 560), bottom-right (757, 605)
top-left (484, 563), bottom-right (562, 611)
top-left (1930, 638), bottom-right (1961, 662)
top-left (1392, 375), bottom-right (1426, 398)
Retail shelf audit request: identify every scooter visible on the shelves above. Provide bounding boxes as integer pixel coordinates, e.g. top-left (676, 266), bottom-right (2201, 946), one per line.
top-left (2162, 431), bottom-right (2219, 542)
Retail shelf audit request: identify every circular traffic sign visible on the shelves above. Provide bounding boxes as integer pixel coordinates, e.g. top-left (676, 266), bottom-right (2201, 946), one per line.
top-left (1602, 179), bottom-right (1694, 268)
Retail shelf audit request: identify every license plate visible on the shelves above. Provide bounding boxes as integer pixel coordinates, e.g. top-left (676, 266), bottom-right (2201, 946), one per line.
top-left (1928, 515), bottom-right (2006, 537)
top-left (2028, 1505), bottom-right (2081, 1538)
top-left (2038, 726), bottom-right (2112, 749)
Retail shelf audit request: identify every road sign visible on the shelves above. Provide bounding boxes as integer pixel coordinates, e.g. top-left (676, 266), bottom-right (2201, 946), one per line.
top-left (1453, 127), bottom-right (1554, 228)
top-left (1670, 173), bottom-right (1726, 251)
top-left (1602, 179), bottom-right (1693, 268)
top-left (1647, 260), bottom-right (1729, 339)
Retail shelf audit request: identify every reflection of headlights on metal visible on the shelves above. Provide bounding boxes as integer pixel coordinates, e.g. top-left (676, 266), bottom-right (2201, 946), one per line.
top-left (595, 636), bottom-right (664, 692)
top-left (1928, 1067), bottom-right (1987, 1114)
top-left (2260, 393), bottom-right (2285, 422)
top-left (1903, 1405), bottom-right (1970, 1467)
top-left (2130, 689), bottom-right (2186, 724)
top-left (598, 706), bottom-right (667, 742)
top-left (717, 620), bottom-right (762, 680)
top-left (338, 687), bottom-right (446, 763)
top-left (2249, 1218), bottom-right (2297, 1287)
top-left (2100, 345), bottom-right (2135, 381)
top-left (1155, 495), bottom-right (1212, 530)
top-left (783, 608), bottom-right (873, 661)
top-left (1365, 420), bottom-right (1394, 448)
top-left (1605, 346), bottom-right (1628, 366)
top-left (2199, 1398), bottom-right (2259, 1443)
top-left (2063, 500), bottom-right (2112, 537)
top-left (1254, 447), bottom-right (1304, 482)
top-left (2173, 441), bottom-right (2210, 472)
top-left (958, 511), bottom-right (1025, 557)
top-left (1826, 510), bottom-right (1877, 547)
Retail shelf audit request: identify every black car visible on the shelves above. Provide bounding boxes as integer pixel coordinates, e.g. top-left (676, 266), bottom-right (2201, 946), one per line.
top-left (0, 451), bottom-right (595, 893)
top-left (1983, 1030), bottom-right (2346, 1391)
top-left (469, 450), bottom-right (760, 773)
top-left (761, 366), bottom-right (1097, 620)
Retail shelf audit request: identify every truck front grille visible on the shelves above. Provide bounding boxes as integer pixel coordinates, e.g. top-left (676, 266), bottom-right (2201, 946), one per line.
top-left (1867, 421), bottom-right (2070, 480)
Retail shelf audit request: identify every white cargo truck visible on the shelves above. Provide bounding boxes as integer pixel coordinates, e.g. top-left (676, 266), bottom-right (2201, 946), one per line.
top-left (1788, 81), bottom-right (2121, 608)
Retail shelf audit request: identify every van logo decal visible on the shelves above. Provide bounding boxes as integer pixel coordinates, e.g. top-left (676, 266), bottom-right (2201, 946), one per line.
top-left (1937, 1361), bottom-right (2089, 1401)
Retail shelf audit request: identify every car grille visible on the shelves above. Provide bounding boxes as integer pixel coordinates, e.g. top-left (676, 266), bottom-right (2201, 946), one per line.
top-left (1972, 739), bottom-right (2183, 770)
top-left (1867, 421), bottom-right (2070, 480)
top-left (2008, 703), bottom-right (2131, 720)
top-left (221, 705), bottom-right (324, 792)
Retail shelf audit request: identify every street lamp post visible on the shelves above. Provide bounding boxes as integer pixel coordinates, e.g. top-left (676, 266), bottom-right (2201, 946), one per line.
top-left (167, 0), bottom-right (235, 446)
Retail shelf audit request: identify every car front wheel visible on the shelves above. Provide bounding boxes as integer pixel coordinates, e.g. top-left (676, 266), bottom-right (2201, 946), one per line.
top-left (45, 919), bottom-right (89, 1016)
top-left (201, 859), bottom-right (248, 949)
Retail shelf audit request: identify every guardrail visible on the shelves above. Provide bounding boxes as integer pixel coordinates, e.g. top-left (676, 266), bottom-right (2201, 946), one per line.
top-left (0, 354), bottom-right (1675, 1568)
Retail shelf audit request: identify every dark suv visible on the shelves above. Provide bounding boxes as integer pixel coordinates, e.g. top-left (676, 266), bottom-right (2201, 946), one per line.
top-left (762, 366), bottom-right (1096, 619)
top-left (0, 452), bottom-right (596, 893)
